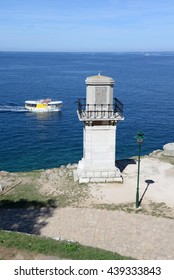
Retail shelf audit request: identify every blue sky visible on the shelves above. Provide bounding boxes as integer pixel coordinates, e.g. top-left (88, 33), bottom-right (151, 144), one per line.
top-left (0, 0), bottom-right (174, 51)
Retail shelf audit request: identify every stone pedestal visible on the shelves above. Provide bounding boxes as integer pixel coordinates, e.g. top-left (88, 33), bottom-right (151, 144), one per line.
top-left (163, 143), bottom-right (174, 157)
top-left (76, 160), bottom-right (122, 183)
top-left (76, 125), bottom-right (122, 183)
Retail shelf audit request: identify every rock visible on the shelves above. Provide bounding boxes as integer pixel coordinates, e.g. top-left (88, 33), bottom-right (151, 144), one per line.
top-left (163, 143), bottom-right (174, 157)
top-left (68, 171), bottom-right (73, 177)
top-left (149, 149), bottom-right (163, 158)
top-left (58, 170), bottom-right (64, 177)
top-left (66, 164), bottom-right (72, 169)
top-left (73, 170), bottom-right (78, 182)
top-left (66, 163), bottom-right (77, 170)
top-left (0, 171), bottom-right (9, 178)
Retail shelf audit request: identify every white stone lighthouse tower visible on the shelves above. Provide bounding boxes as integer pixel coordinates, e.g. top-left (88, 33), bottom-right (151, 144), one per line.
top-left (76, 74), bottom-right (124, 183)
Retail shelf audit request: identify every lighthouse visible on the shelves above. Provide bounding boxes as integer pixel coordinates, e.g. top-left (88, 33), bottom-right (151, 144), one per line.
top-left (76, 74), bottom-right (124, 183)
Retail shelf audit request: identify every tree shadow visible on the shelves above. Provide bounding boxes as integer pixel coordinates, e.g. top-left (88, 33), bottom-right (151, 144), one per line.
top-left (139, 179), bottom-right (155, 206)
top-left (0, 199), bottom-right (57, 235)
top-left (116, 159), bottom-right (136, 172)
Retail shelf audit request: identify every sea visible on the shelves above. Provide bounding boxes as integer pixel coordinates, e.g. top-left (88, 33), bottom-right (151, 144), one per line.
top-left (0, 52), bottom-right (174, 172)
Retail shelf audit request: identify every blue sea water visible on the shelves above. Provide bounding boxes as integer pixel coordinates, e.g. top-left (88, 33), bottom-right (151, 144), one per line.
top-left (0, 52), bottom-right (174, 172)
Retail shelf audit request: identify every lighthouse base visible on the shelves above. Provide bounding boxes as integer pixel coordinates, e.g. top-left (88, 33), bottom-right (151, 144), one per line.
top-left (75, 158), bottom-right (123, 183)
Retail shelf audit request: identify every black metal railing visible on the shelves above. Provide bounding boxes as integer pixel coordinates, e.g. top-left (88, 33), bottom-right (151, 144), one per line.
top-left (77, 98), bottom-right (123, 119)
top-left (113, 98), bottom-right (124, 115)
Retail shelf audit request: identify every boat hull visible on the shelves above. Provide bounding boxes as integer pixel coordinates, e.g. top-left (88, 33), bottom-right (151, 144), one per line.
top-left (25, 100), bottom-right (63, 112)
top-left (25, 105), bottom-right (62, 112)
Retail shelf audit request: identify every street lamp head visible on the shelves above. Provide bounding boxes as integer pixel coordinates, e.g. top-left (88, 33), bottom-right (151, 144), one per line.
top-left (136, 131), bottom-right (144, 144)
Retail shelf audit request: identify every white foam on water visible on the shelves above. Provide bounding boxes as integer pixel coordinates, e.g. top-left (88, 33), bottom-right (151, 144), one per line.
top-left (0, 105), bottom-right (27, 112)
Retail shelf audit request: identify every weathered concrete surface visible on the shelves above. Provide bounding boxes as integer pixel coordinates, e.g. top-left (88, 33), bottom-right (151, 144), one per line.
top-left (163, 143), bottom-right (174, 157)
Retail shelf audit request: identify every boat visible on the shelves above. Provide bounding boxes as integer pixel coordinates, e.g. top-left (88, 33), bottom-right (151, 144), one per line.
top-left (25, 99), bottom-right (63, 112)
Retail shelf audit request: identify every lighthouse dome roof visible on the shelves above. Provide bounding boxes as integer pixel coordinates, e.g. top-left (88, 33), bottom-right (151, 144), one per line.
top-left (85, 74), bottom-right (114, 85)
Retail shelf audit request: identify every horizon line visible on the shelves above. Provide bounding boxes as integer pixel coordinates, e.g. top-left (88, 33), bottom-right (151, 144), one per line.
top-left (0, 50), bottom-right (174, 53)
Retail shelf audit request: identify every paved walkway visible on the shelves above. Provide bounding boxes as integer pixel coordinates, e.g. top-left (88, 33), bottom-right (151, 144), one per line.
top-left (1, 207), bottom-right (174, 259)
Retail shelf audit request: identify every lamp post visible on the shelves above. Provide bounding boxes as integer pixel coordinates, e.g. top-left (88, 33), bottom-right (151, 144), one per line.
top-left (136, 131), bottom-right (144, 208)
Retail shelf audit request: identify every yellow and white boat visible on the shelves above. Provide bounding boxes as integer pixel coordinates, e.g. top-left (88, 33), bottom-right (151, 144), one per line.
top-left (25, 99), bottom-right (63, 112)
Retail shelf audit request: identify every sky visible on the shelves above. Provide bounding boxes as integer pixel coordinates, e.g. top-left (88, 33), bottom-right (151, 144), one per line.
top-left (0, 0), bottom-right (174, 52)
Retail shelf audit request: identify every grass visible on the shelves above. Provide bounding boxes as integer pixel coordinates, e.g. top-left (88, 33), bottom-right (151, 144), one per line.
top-left (0, 230), bottom-right (133, 260)
top-left (0, 169), bottom-right (90, 208)
top-left (94, 201), bottom-right (174, 219)
top-left (93, 202), bottom-right (135, 213)
top-left (0, 182), bottom-right (57, 208)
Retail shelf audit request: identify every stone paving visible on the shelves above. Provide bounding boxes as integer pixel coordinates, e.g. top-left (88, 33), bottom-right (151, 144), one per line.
top-left (0, 207), bottom-right (174, 259)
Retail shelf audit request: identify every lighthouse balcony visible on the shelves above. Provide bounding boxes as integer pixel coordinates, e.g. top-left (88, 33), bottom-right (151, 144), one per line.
top-left (77, 98), bottom-right (124, 122)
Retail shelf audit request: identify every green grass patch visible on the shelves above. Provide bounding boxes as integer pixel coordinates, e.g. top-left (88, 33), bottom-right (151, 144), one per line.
top-left (0, 182), bottom-right (57, 208)
top-left (93, 202), bottom-right (135, 213)
top-left (0, 230), bottom-right (133, 260)
top-left (0, 170), bottom-right (90, 208)
top-left (94, 201), bottom-right (174, 219)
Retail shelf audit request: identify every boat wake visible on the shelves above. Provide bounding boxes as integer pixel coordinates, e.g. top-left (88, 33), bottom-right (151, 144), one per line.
top-left (0, 105), bottom-right (27, 112)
